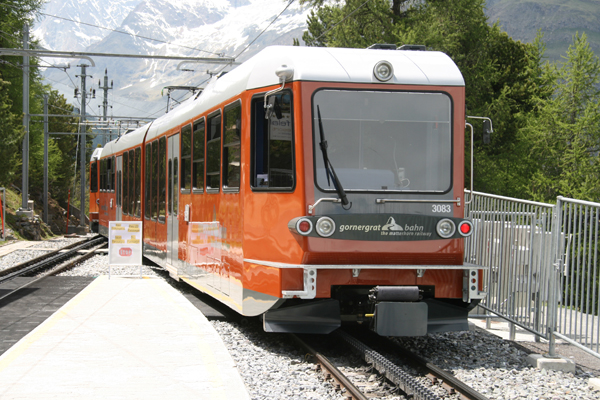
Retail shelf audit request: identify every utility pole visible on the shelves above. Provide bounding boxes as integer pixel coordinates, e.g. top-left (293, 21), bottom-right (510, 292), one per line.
top-left (98, 69), bottom-right (113, 144)
top-left (19, 23), bottom-right (30, 214)
top-left (75, 64), bottom-right (94, 229)
top-left (43, 94), bottom-right (49, 224)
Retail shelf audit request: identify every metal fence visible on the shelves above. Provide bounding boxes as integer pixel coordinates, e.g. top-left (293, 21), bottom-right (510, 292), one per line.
top-left (464, 191), bottom-right (600, 359)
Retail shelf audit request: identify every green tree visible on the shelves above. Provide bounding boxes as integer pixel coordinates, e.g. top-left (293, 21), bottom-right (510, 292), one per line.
top-left (0, 0), bottom-right (44, 189)
top-left (300, 0), bottom-right (549, 198)
top-left (0, 78), bottom-right (24, 185)
top-left (520, 33), bottom-right (600, 202)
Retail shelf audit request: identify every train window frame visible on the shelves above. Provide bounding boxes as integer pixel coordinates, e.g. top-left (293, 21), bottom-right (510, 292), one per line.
top-left (180, 124), bottom-right (192, 194)
top-left (192, 118), bottom-right (205, 194)
top-left (144, 143), bottom-right (152, 220)
top-left (250, 90), bottom-right (296, 193)
top-left (152, 140), bottom-right (158, 220)
top-left (100, 158), bottom-right (106, 192)
top-left (310, 88), bottom-right (454, 195)
top-left (110, 156), bottom-right (115, 192)
top-left (129, 149), bottom-right (135, 216)
top-left (90, 160), bottom-right (98, 193)
top-left (223, 100), bottom-right (241, 193)
top-left (158, 136), bottom-right (167, 223)
top-left (206, 110), bottom-right (222, 194)
top-left (123, 150), bottom-right (129, 216)
top-left (135, 146), bottom-right (141, 217)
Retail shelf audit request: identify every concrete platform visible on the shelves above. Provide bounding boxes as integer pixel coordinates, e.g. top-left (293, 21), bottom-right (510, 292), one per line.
top-left (0, 275), bottom-right (250, 400)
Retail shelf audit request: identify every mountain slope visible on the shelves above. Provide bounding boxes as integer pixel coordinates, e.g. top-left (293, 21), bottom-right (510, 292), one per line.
top-left (485, 0), bottom-right (600, 62)
top-left (37, 0), bottom-right (309, 117)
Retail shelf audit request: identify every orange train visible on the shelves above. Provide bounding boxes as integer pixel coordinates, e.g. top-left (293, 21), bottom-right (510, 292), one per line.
top-left (89, 45), bottom-right (486, 336)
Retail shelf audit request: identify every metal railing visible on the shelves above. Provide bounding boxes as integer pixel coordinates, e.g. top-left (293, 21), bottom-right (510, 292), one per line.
top-left (464, 191), bottom-right (600, 359)
top-left (550, 197), bottom-right (600, 357)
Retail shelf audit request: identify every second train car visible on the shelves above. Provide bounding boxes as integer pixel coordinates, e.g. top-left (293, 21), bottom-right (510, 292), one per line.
top-left (91, 45), bottom-right (486, 336)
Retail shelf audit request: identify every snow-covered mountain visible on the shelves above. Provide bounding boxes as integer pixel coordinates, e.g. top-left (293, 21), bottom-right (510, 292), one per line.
top-left (34, 0), bottom-right (310, 118)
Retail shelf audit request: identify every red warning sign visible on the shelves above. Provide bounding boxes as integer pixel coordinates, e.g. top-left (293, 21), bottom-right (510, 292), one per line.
top-left (119, 247), bottom-right (132, 257)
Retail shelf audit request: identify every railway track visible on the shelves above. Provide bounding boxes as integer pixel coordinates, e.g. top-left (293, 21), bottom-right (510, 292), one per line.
top-left (0, 235), bottom-right (107, 301)
top-left (292, 328), bottom-right (489, 400)
top-left (338, 329), bottom-right (489, 400)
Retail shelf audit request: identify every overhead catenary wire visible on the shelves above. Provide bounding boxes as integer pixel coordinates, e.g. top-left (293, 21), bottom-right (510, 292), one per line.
top-left (0, 0), bottom-right (230, 58)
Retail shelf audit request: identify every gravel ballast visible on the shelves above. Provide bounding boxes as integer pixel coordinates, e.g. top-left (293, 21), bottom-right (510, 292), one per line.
top-left (2, 239), bottom-right (600, 400)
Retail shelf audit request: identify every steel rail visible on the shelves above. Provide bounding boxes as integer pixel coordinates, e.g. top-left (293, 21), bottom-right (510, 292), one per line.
top-left (0, 235), bottom-right (106, 285)
top-left (290, 334), bottom-right (368, 400)
top-left (337, 330), bottom-right (440, 400)
top-left (0, 240), bottom-right (107, 303)
top-left (373, 333), bottom-right (489, 400)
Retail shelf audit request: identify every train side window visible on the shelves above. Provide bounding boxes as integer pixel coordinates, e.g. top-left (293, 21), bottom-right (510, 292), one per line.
top-left (152, 140), bottom-right (158, 220)
top-left (117, 167), bottom-right (121, 208)
top-left (90, 161), bottom-right (98, 193)
top-left (206, 111), bottom-right (221, 193)
top-left (123, 151), bottom-right (129, 215)
top-left (251, 92), bottom-right (295, 190)
top-left (111, 156), bottom-right (115, 192)
top-left (128, 149), bottom-right (135, 215)
top-left (145, 143), bottom-right (151, 219)
top-left (192, 118), bottom-right (205, 193)
top-left (100, 159), bottom-right (105, 191)
top-left (159, 136), bottom-right (166, 223)
top-left (223, 101), bottom-right (241, 192)
top-left (181, 124), bottom-right (192, 193)
top-left (135, 147), bottom-right (141, 217)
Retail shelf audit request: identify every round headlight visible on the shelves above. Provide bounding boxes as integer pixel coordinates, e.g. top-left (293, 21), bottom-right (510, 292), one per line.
top-left (316, 216), bottom-right (336, 237)
top-left (296, 218), bottom-right (313, 236)
top-left (373, 60), bottom-right (394, 82)
top-left (436, 218), bottom-right (456, 238)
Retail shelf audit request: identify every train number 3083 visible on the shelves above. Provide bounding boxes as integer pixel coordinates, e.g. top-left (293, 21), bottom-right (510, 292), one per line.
top-left (432, 204), bottom-right (452, 213)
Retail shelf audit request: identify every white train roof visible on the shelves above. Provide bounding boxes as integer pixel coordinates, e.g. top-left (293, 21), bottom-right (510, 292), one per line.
top-left (103, 45), bottom-right (465, 154)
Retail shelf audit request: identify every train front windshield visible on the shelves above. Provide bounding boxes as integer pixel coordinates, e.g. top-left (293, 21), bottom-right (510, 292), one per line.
top-left (313, 90), bottom-right (452, 193)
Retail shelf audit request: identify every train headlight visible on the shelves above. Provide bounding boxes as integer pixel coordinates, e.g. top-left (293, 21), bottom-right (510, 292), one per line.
top-left (290, 217), bottom-right (313, 236)
top-left (458, 220), bottom-right (473, 237)
top-left (436, 218), bottom-right (456, 238)
top-left (315, 217), bottom-right (336, 237)
top-left (373, 60), bottom-right (394, 82)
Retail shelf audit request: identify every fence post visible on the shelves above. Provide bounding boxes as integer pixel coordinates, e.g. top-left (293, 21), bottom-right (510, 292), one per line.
top-left (547, 196), bottom-right (563, 358)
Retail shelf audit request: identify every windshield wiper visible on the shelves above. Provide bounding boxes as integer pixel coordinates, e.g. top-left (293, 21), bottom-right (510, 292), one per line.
top-left (317, 105), bottom-right (349, 207)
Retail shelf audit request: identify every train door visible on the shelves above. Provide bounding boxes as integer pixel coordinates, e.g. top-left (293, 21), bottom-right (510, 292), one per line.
top-left (116, 155), bottom-right (122, 221)
top-left (167, 134), bottom-right (179, 269)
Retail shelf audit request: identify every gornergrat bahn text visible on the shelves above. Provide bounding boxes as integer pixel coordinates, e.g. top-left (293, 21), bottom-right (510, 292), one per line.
top-left (89, 45), bottom-right (486, 336)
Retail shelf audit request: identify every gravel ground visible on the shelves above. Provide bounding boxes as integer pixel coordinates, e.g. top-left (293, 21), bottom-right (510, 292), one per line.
top-left (3, 239), bottom-right (600, 400)
top-left (0, 236), bottom-right (88, 271)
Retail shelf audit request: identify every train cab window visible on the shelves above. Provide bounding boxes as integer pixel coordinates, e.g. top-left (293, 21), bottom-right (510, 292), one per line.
top-left (123, 151), bottom-right (129, 215)
top-left (223, 101), bottom-right (241, 192)
top-left (192, 118), bottom-right (205, 193)
top-left (159, 136), bottom-right (166, 223)
top-left (312, 90), bottom-right (452, 193)
top-left (145, 143), bottom-right (151, 219)
top-left (90, 161), bottom-right (98, 193)
top-left (152, 140), bottom-right (158, 220)
top-left (251, 92), bottom-right (294, 190)
top-left (181, 124), bottom-right (192, 193)
top-left (206, 112), bottom-right (221, 193)
top-left (135, 147), bottom-right (141, 217)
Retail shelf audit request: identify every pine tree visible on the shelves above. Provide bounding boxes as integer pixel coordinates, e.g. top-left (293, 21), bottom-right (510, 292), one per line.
top-left (521, 33), bottom-right (600, 202)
